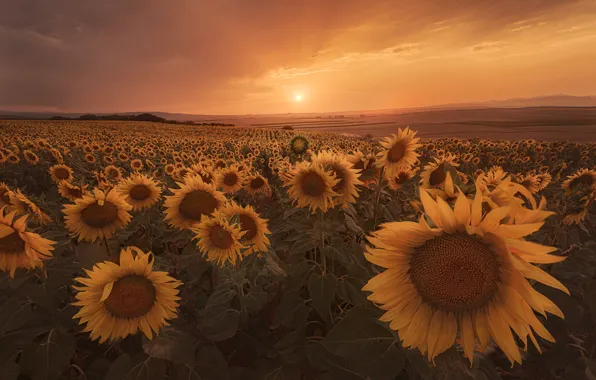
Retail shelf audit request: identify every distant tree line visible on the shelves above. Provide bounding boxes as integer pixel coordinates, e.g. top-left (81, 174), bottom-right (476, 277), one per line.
top-left (49, 113), bottom-right (234, 126)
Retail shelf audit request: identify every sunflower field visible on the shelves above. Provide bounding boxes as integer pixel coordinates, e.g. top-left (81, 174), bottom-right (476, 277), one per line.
top-left (0, 120), bottom-right (595, 380)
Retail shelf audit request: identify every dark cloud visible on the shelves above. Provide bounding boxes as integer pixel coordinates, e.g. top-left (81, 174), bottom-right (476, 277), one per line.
top-left (0, 0), bottom-right (593, 112)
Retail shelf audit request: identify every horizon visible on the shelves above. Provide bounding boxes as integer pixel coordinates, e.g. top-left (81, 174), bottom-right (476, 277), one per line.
top-left (2, 1), bottom-right (596, 114)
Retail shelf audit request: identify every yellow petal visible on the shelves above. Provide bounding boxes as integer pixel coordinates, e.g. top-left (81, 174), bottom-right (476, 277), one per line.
top-left (100, 282), bottom-right (114, 302)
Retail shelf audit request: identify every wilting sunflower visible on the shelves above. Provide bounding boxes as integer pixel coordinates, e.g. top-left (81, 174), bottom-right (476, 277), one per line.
top-left (193, 214), bottom-right (246, 266)
top-left (9, 190), bottom-right (52, 225)
top-left (216, 166), bottom-right (245, 194)
top-left (117, 174), bottom-right (162, 211)
top-left (50, 164), bottom-right (74, 183)
top-left (218, 202), bottom-right (271, 255)
top-left (63, 188), bottom-right (133, 242)
top-left (0, 208), bottom-right (55, 277)
top-left (72, 246), bottom-right (182, 343)
top-left (363, 185), bottom-right (567, 365)
top-left (286, 161), bottom-right (338, 213)
top-left (0, 183), bottom-right (13, 209)
top-left (58, 182), bottom-right (89, 201)
top-left (290, 135), bottom-right (310, 155)
top-left (164, 175), bottom-right (226, 230)
top-left (562, 168), bottom-right (596, 195)
top-left (244, 173), bottom-right (271, 197)
top-left (376, 127), bottom-right (421, 172)
top-left (314, 151), bottom-right (363, 207)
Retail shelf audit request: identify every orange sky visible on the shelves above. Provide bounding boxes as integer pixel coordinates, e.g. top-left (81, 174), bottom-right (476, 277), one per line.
top-left (1, 0), bottom-right (596, 114)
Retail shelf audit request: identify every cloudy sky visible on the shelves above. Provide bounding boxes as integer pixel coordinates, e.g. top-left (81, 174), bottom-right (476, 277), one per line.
top-left (1, 0), bottom-right (596, 114)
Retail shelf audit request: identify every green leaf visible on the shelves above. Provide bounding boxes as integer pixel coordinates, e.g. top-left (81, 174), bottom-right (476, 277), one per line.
top-left (345, 215), bottom-right (363, 234)
top-left (104, 354), bottom-right (133, 380)
top-left (129, 358), bottom-right (167, 380)
top-left (273, 290), bottom-right (309, 329)
top-left (177, 346), bottom-right (230, 380)
top-left (0, 360), bottom-right (19, 380)
top-left (142, 327), bottom-right (196, 366)
top-left (76, 241), bottom-right (109, 270)
top-left (199, 305), bottom-right (240, 342)
top-left (586, 358), bottom-right (596, 380)
top-left (335, 279), bottom-right (367, 308)
top-left (306, 343), bottom-right (362, 380)
top-left (206, 286), bottom-right (237, 308)
top-left (19, 330), bottom-right (76, 380)
top-left (308, 272), bottom-right (337, 321)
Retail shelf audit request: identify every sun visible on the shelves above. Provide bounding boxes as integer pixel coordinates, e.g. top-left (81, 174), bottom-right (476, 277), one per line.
top-left (295, 94), bottom-right (302, 102)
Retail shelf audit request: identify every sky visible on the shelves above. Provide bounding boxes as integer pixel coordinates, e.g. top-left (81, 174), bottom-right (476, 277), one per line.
top-left (1, 0), bottom-right (596, 114)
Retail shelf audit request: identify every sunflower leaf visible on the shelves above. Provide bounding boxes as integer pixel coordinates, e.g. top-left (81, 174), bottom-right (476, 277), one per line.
top-left (307, 272), bottom-right (337, 322)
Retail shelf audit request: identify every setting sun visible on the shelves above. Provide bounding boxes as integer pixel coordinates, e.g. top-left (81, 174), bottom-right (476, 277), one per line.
top-left (295, 94), bottom-right (302, 102)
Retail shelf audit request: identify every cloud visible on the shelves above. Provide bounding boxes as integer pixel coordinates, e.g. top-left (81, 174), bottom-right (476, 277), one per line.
top-left (0, 0), bottom-right (595, 113)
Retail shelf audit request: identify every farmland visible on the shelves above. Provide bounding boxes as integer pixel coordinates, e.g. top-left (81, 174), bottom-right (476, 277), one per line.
top-left (0, 119), bottom-right (595, 380)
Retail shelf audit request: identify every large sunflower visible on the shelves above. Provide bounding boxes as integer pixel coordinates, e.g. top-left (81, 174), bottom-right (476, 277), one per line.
top-left (193, 214), bottom-right (246, 266)
top-left (376, 127), bottom-right (422, 171)
top-left (164, 175), bottom-right (226, 230)
top-left (218, 202), bottom-right (271, 255)
top-left (314, 151), bottom-right (363, 207)
top-left (286, 161), bottom-right (338, 213)
top-left (0, 208), bottom-right (55, 277)
top-left (72, 246), bottom-right (182, 343)
top-left (63, 188), bottom-right (133, 242)
top-left (363, 184), bottom-right (567, 365)
top-left (244, 173), bottom-right (271, 197)
top-left (116, 174), bottom-right (162, 211)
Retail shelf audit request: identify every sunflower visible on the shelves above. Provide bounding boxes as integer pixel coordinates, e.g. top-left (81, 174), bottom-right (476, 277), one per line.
top-left (562, 168), bottom-right (596, 195)
top-left (164, 175), bottom-right (226, 230)
top-left (7, 154), bottom-right (20, 164)
top-left (0, 208), bottom-right (55, 277)
top-left (363, 184), bottom-right (567, 366)
top-left (85, 154), bottom-right (97, 163)
top-left (72, 246), bottom-right (182, 343)
top-left (290, 135), bottom-right (310, 155)
top-left (63, 188), bottom-right (133, 242)
top-left (244, 173), bottom-right (271, 197)
top-left (376, 127), bottom-right (421, 171)
top-left (218, 202), bottom-right (271, 255)
top-left (130, 159), bottom-right (143, 171)
top-left (216, 166), bottom-right (245, 194)
top-left (516, 173), bottom-right (541, 194)
top-left (420, 153), bottom-right (460, 189)
top-left (286, 161), bottom-right (338, 213)
top-left (50, 164), bottom-right (74, 183)
top-left (104, 165), bottom-right (123, 182)
top-left (9, 190), bottom-right (52, 225)
top-left (192, 214), bottom-right (246, 266)
top-left (58, 182), bottom-right (89, 201)
top-left (116, 174), bottom-right (162, 211)
top-left (480, 166), bottom-right (508, 191)
top-left (23, 150), bottom-right (40, 165)
top-left (314, 151), bottom-right (363, 207)
top-left (386, 167), bottom-right (419, 191)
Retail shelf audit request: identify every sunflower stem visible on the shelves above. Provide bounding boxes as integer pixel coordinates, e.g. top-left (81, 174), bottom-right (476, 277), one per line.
top-left (318, 211), bottom-right (326, 275)
top-left (102, 235), bottom-right (111, 259)
top-left (372, 167), bottom-right (385, 229)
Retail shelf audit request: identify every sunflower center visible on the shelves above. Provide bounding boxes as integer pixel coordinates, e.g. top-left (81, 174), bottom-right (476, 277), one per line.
top-left (396, 172), bottom-right (410, 184)
top-left (223, 173), bottom-right (238, 186)
top-left (179, 190), bottom-right (218, 221)
top-left (388, 142), bottom-right (406, 163)
top-left (301, 172), bottom-right (326, 197)
top-left (104, 275), bottom-right (156, 318)
top-left (129, 184), bottom-right (152, 201)
top-left (570, 174), bottom-right (594, 189)
top-left (429, 163), bottom-right (446, 186)
top-left (239, 214), bottom-right (258, 240)
top-left (353, 161), bottom-right (365, 171)
top-left (409, 233), bottom-right (499, 312)
top-left (199, 172), bottom-right (213, 184)
top-left (68, 187), bottom-right (84, 199)
top-left (291, 139), bottom-right (307, 154)
top-left (0, 230), bottom-right (26, 254)
top-left (250, 177), bottom-right (265, 189)
top-left (81, 201), bottom-right (119, 228)
top-left (54, 168), bottom-right (70, 180)
top-left (209, 225), bottom-right (234, 249)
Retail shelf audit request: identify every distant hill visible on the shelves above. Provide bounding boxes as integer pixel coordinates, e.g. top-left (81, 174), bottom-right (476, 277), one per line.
top-left (1, 94), bottom-right (596, 121)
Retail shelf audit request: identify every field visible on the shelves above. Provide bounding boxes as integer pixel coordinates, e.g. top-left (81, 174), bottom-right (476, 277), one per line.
top-left (195, 106), bottom-right (596, 142)
top-left (0, 119), bottom-right (595, 380)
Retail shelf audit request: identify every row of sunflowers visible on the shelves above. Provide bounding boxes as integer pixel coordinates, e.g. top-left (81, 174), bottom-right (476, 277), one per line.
top-left (0, 120), bottom-right (595, 380)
